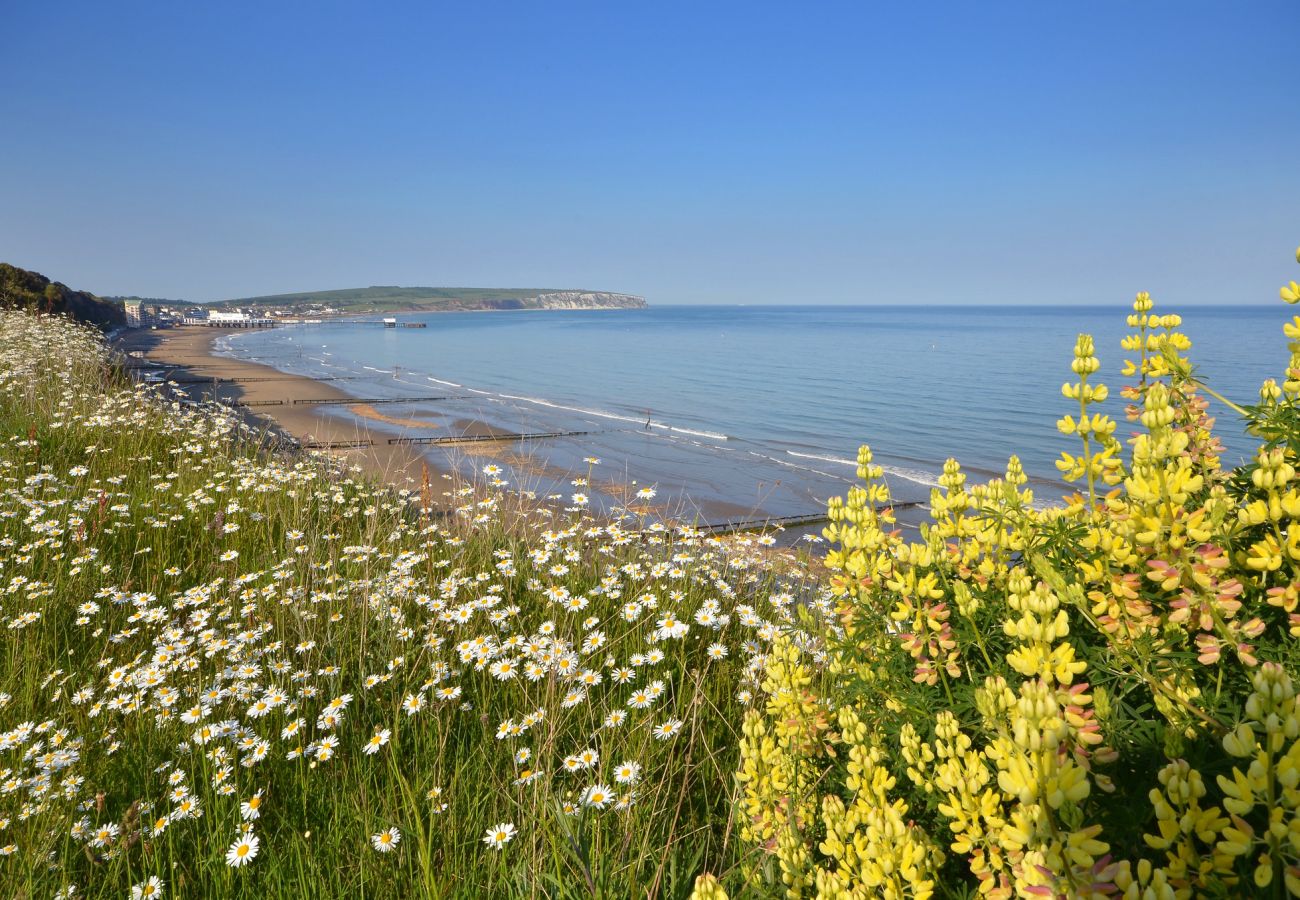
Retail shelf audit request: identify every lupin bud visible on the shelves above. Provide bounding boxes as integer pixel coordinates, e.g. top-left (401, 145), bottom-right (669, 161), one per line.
top-left (1006, 455), bottom-right (1027, 486)
top-left (1071, 334), bottom-right (1101, 375)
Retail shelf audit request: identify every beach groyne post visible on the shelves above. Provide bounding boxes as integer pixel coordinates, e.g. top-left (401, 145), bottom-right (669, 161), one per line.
top-left (389, 429), bottom-right (602, 446)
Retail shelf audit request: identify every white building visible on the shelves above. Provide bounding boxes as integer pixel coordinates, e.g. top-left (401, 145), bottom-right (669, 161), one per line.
top-left (182, 309), bottom-right (274, 328)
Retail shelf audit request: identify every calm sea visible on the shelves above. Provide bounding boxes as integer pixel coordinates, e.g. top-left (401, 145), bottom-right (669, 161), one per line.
top-left (216, 305), bottom-right (1290, 527)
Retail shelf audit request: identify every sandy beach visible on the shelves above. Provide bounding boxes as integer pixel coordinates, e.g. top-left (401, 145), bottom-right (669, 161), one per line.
top-left (111, 327), bottom-right (674, 514)
top-left (113, 326), bottom-right (455, 493)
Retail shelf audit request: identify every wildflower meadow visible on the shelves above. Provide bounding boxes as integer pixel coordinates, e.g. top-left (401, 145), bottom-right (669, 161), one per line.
top-left (0, 309), bottom-right (829, 897)
top-left (3, 247), bottom-right (1300, 899)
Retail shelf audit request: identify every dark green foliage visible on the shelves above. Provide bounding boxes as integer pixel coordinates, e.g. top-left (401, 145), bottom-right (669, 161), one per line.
top-left (0, 262), bottom-right (126, 329)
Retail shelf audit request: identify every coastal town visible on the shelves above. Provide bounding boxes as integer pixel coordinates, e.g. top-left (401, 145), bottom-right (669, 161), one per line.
top-left (119, 299), bottom-right (332, 328)
top-left (113, 288), bottom-right (648, 328)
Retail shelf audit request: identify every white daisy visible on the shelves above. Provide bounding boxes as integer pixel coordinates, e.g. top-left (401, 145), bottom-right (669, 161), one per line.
top-left (482, 822), bottom-right (516, 850)
top-left (225, 833), bottom-right (259, 867)
top-left (371, 827), bottom-right (401, 853)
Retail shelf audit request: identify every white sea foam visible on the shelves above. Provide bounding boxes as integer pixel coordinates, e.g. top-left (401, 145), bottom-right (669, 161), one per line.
top-left (426, 377), bottom-right (463, 388)
top-left (499, 393), bottom-right (654, 427)
top-left (756, 451), bottom-right (852, 480)
top-left (786, 450), bottom-right (856, 467)
top-left (667, 426), bottom-right (728, 440)
top-left (492, 392), bottom-right (729, 440)
top-left (785, 451), bottom-right (941, 489)
top-left (881, 466), bottom-right (941, 489)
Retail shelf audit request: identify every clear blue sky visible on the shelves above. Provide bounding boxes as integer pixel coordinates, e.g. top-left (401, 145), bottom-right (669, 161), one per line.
top-left (2, 1), bottom-right (1297, 304)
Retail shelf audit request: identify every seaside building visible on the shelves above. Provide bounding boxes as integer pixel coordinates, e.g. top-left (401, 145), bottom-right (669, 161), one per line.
top-left (181, 309), bottom-right (275, 328)
top-left (120, 300), bottom-right (165, 327)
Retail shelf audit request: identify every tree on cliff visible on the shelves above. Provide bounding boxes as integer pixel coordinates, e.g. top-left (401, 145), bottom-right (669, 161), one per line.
top-left (0, 263), bottom-right (125, 329)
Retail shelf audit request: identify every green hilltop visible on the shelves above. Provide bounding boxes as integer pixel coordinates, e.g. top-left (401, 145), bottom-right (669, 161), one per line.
top-left (216, 285), bottom-right (646, 313)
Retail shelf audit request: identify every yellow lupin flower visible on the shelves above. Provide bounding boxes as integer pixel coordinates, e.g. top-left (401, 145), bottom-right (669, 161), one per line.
top-left (687, 873), bottom-right (728, 900)
top-left (739, 249), bottom-right (1300, 897)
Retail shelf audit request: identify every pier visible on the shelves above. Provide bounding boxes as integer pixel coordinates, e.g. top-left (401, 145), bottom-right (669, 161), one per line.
top-left (276, 318), bottom-right (426, 327)
top-left (180, 318), bottom-right (275, 328)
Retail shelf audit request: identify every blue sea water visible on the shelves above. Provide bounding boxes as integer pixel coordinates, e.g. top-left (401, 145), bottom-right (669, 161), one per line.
top-left (215, 304), bottom-right (1290, 526)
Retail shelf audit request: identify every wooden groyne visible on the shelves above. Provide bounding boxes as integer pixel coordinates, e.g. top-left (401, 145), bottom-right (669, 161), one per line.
top-left (294, 428), bottom-right (606, 450)
top-left (298, 428), bottom-right (602, 450)
top-left (187, 394), bottom-right (462, 408)
top-left (216, 398), bottom-right (285, 407)
top-left (292, 395), bottom-right (462, 406)
top-left (688, 503), bottom-right (924, 536)
top-left (125, 367), bottom-right (369, 385)
top-left (301, 439), bottom-right (376, 449)
top-left (149, 377), bottom-right (362, 386)
top-left (389, 429), bottom-right (601, 446)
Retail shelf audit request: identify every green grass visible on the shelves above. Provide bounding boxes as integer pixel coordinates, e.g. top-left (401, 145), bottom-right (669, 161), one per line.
top-left (0, 311), bottom-right (820, 898)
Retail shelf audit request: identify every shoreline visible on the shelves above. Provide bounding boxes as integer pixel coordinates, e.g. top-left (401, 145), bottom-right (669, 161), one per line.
top-left (112, 326), bottom-right (768, 530)
top-left (111, 325), bottom-right (946, 543)
top-left (113, 327), bottom-right (451, 494)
